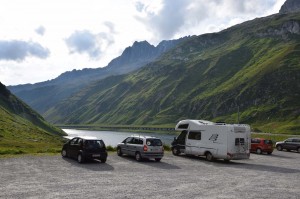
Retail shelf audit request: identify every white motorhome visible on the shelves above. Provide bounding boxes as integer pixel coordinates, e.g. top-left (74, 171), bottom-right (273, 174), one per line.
top-left (171, 120), bottom-right (251, 162)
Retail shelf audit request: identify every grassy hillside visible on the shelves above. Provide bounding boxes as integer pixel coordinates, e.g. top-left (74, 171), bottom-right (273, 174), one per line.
top-left (0, 82), bottom-right (66, 155)
top-left (46, 12), bottom-right (300, 135)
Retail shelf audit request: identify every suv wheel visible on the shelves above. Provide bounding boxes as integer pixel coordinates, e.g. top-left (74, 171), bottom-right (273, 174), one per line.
top-left (206, 152), bottom-right (213, 162)
top-left (276, 145), bottom-right (283, 151)
top-left (155, 158), bottom-right (161, 162)
top-left (297, 147), bottom-right (300, 153)
top-left (77, 153), bottom-right (84, 163)
top-left (61, 149), bottom-right (67, 157)
top-left (135, 152), bottom-right (142, 162)
top-left (117, 147), bottom-right (122, 156)
top-left (172, 147), bottom-right (180, 156)
top-left (100, 158), bottom-right (107, 163)
top-left (256, 148), bottom-right (262, 154)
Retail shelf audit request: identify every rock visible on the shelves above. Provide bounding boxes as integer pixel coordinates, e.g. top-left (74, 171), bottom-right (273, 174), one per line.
top-left (279, 0), bottom-right (300, 14)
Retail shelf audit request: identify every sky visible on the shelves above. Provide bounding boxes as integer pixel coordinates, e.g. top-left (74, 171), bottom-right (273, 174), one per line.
top-left (0, 0), bottom-right (286, 86)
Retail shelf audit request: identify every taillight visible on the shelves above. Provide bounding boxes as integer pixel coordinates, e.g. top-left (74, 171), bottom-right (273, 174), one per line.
top-left (143, 145), bottom-right (148, 151)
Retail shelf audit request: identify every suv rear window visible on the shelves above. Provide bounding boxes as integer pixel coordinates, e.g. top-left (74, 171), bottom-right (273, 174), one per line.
top-left (146, 139), bottom-right (162, 146)
top-left (263, 140), bottom-right (273, 144)
top-left (85, 140), bottom-right (105, 149)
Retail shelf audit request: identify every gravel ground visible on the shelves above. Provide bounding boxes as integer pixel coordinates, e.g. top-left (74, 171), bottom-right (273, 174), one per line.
top-left (0, 151), bottom-right (299, 199)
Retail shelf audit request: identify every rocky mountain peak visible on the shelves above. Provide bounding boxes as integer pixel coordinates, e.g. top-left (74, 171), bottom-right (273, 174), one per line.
top-left (279, 0), bottom-right (300, 14)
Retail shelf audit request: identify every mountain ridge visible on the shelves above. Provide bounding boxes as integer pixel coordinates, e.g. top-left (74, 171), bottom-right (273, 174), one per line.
top-left (0, 82), bottom-right (66, 154)
top-left (8, 38), bottom-right (189, 114)
top-left (280, 0), bottom-right (300, 14)
top-left (45, 11), bottom-right (300, 134)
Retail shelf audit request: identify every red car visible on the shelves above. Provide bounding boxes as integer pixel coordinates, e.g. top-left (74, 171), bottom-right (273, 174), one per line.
top-left (250, 138), bottom-right (273, 154)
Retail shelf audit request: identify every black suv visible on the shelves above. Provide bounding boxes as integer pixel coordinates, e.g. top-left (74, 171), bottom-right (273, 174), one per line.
top-left (61, 136), bottom-right (108, 163)
top-left (275, 138), bottom-right (300, 153)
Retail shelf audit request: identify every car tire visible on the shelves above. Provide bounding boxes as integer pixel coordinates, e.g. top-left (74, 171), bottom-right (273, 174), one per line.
top-left (224, 159), bottom-right (230, 163)
top-left (297, 147), bottom-right (300, 153)
top-left (205, 152), bottom-right (213, 162)
top-left (135, 152), bottom-right (142, 162)
top-left (77, 153), bottom-right (84, 163)
top-left (267, 152), bottom-right (272, 155)
top-left (172, 147), bottom-right (180, 156)
top-left (155, 158), bottom-right (161, 162)
top-left (256, 148), bottom-right (262, 154)
top-left (276, 145), bottom-right (283, 151)
top-left (117, 147), bottom-right (122, 156)
top-left (61, 149), bottom-right (67, 158)
top-left (100, 158), bottom-right (107, 163)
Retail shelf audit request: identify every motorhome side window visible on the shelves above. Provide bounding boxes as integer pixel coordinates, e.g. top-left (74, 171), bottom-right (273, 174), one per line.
top-left (235, 138), bottom-right (245, 145)
top-left (188, 131), bottom-right (201, 140)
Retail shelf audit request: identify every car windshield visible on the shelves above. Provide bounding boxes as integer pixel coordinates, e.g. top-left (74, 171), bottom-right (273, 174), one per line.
top-left (85, 140), bottom-right (104, 149)
top-left (264, 140), bottom-right (273, 144)
top-left (146, 139), bottom-right (162, 146)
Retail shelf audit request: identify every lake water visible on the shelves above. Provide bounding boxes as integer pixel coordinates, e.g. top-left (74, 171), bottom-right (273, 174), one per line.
top-left (63, 129), bottom-right (176, 146)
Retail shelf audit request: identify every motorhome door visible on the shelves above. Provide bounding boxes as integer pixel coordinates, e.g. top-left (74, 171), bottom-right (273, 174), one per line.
top-left (176, 130), bottom-right (187, 152)
top-left (186, 131), bottom-right (202, 155)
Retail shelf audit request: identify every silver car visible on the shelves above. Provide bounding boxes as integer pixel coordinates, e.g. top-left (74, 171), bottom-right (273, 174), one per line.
top-left (117, 135), bottom-right (164, 162)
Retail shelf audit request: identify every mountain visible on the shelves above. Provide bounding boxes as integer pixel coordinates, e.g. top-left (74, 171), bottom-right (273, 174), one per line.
top-left (0, 82), bottom-right (66, 154)
top-left (45, 11), bottom-right (300, 134)
top-left (8, 38), bottom-right (188, 114)
top-left (280, 0), bottom-right (300, 14)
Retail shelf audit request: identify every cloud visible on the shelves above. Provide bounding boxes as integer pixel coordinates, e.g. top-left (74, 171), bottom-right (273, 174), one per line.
top-left (135, 0), bottom-right (281, 41)
top-left (0, 40), bottom-right (50, 61)
top-left (35, 26), bottom-right (46, 36)
top-left (65, 25), bottom-right (116, 59)
top-left (136, 0), bottom-right (190, 40)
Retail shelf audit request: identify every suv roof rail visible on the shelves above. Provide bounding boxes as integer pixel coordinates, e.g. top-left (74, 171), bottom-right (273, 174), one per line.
top-left (130, 134), bottom-right (156, 138)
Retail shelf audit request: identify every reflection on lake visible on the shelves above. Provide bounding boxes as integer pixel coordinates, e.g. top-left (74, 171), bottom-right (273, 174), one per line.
top-left (63, 129), bottom-right (176, 146)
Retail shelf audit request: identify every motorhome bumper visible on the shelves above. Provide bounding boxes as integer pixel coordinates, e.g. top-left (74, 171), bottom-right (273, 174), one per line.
top-left (227, 153), bottom-right (250, 160)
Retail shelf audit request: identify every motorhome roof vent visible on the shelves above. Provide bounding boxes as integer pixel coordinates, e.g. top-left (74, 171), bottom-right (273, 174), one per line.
top-left (198, 120), bottom-right (212, 125)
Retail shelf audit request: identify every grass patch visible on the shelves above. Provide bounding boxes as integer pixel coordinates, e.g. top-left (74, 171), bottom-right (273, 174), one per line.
top-left (0, 149), bottom-right (25, 155)
top-left (163, 144), bottom-right (171, 151)
top-left (106, 145), bottom-right (116, 152)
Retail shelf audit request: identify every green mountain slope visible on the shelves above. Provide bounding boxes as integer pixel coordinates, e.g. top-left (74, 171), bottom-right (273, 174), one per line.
top-left (46, 12), bottom-right (300, 134)
top-left (0, 82), bottom-right (66, 155)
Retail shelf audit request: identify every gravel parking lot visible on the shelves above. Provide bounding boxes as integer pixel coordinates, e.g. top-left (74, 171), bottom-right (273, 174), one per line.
top-left (0, 151), bottom-right (299, 199)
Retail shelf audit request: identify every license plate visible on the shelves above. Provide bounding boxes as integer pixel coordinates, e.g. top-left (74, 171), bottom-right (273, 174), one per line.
top-left (92, 154), bottom-right (100, 158)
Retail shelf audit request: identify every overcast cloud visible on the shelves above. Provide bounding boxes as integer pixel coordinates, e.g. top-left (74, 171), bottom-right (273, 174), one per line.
top-left (136, 0), bottom-right (284, 41)
top-left (65, 23), bottom-right (116, 59)
top-left (0, 40), bottom-right (50, 61)
top-left (35, 26), bottom-right (46, 36)
top-left (0, 0), bottom-right (286, 85)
